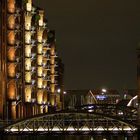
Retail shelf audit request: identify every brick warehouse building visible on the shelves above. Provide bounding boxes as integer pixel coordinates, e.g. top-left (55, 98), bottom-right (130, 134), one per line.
top-left (0, 0), bottom-right (64, 120)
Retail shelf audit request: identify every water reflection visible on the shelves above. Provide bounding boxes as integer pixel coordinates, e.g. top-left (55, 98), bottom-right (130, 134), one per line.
top-left (0, 135), bottom-right (138, 140)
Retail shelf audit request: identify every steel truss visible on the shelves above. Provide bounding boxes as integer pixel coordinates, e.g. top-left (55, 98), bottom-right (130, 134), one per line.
top-left (3, 109), bottom-right (137, 134)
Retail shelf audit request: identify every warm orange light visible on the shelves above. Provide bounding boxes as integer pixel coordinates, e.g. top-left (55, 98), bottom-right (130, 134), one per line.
top-left (7, 80), bottom-right (16, 100)
top-left (25, 31), bottom-right (31, 44)
top-left (25, 45), bottom-right (31, 57)
top-left (50, 95), bottom-right (55, 106)
top-left (37, 44), bottom-right (43, 54)
top-left (37, 55), bottom-right (43, 65)
top-left (37, 90), bottom-right (43, 104)
top-left (8, 15), bottom-right (15, 29)
top-left (37, 67), bottom-right (43, 77)
top-left (26, 0), bottom-right (32, 12)
top-left (11, 102), bottom-right (16, 120)
top-left (7, 0), bottom-right (15, 13)
top-left (25, 72), bottom-right (31, 83)
top-left (25, 58), bottom-right (31, 70)
top-left (8, 31), bottom-right (15, 45)
top-left (25, 14), bottom-right (32, 30)
top-left (8, 63), bottom-right (16, 77)
top-left (37, 30), bottom-right (43, 43)
top-left (38, 78), bottom-right (43, 88)
top-left (51, 75), bottom-right (55, 83)
top-left (51, 46), bottom-right (55, 55)
top-left (8, 47), bottom-right (16, 61)
top-left (50, 56), bottom-right (55, 65)
top-left (51, 65), bottom-right (55, 74)
top-left (51, 83), bottom-right (55, 93)
top-left (38, 10), bottom-right (44, 26)
top-left (25, 86), bottom-right (32, 102)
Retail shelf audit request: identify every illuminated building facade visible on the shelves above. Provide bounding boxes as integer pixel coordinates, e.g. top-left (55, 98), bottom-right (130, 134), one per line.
top-left (0, 0), bottom-right (63, 120)
top-left (64, 89), bottom-right (120, 109)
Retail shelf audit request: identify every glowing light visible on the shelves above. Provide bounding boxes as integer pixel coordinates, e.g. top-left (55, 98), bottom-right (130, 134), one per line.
top-left (127, 95), bottom-right (138, 107)
top-left (102, 88), bottom-right (107, 93)
top-left (57, 89), bottom-right (61, 93)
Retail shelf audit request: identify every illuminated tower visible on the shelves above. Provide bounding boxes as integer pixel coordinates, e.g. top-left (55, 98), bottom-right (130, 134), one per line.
top-left (0, 0), bottom-right (64, 120)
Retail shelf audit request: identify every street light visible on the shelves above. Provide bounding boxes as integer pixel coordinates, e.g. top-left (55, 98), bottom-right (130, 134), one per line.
top-left (57, 89), bottom-right (61, 93)
top-left (102, 88), bottom-right (107, 93)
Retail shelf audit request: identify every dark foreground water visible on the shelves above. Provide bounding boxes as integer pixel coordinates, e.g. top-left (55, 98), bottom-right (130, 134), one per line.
top-left (0, 134), bottom-right (138, 140)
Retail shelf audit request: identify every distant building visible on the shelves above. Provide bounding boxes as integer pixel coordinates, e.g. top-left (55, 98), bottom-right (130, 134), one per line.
top-left (0, 0), bottom-right (64, 120)
top-left (64, 89), bottom-right (121, 109)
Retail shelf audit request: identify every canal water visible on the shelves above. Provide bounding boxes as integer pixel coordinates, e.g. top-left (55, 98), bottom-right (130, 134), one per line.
top-left (0, 134), bottom-right (138, 140)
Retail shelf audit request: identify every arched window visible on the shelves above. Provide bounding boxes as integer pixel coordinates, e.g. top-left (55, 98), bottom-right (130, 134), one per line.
top-left (7, 80), bottom-right (17, 100)
top-left (7, 0), bottom-right (15, 13)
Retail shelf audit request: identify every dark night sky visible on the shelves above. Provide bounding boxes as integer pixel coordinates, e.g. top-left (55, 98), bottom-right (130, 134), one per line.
top-left (34, 0), bottom-right (140, 90)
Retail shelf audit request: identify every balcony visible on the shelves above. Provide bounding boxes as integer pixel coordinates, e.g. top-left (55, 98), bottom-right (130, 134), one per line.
top-left (43, 22), bottom-right (47, 29)
top-left (31, 80), bottom-right (35, 85)
top-left (31, 66), bottom-right (36, 72)
top-left (16, 73), bottom-right (21, 79)
top-left (15, 40), bottom-right (21, 48)
top-left (31, 26), bottom-right (36, 34)
top-left (31, 39), bottom-right (36, 47)
top-left (31, 53), bottom-right (36, 60)
top-left (31, 6), bottom-right (36, 15)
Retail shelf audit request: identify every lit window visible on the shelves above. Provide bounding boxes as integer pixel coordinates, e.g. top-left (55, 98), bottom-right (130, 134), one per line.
top-left (25, 86), bottom-right (32, 102)
top-left (8, 15), bottom-right (15, 29)
top-left (25, 31), bottom-right (31, 44)
top-left (38, 78), bottom-right (43, 88)
top-left (25, 45), bottom-right (31, 57)
top-left (8, 31), bottom-right (15, 45)
top-left (7, 80), bottom-right (16, 100)
top-left (25, 72), bottom-right (31, 83)
top-left (37, 30), bottom-right (43, 42)
top-left (37, 90), bottom-right (43, 104)
top-left (51, 65), bottom-right (55, 74)
top-left (50, 56), bottom-right (55, 65)
top-left (25, 15), bottom-right (32, 30)
top-left (37, 55), bottom-right (43, 65)
top-left (51, 75), bottom-right (55, 83)
top-left (51, 83), bottom-right (55, 93)
top-left (25, 58), bottom-right (31, 70)
top-left (8, 47), bottom-right (15, 61)
top-left (26, 0), bottom-right (32, 12)
top-left (7, 0), bottom-right (15, 13)
top-left (37, 44), bottom-right (43, 54)
top-left (8, 63), bottom-right (16, 77)
top-left (37, 67), bottom-right (43, 77)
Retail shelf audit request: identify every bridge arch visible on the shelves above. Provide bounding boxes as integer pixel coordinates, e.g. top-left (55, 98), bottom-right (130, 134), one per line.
top-left (3, 110), bottom-right (137, 134)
